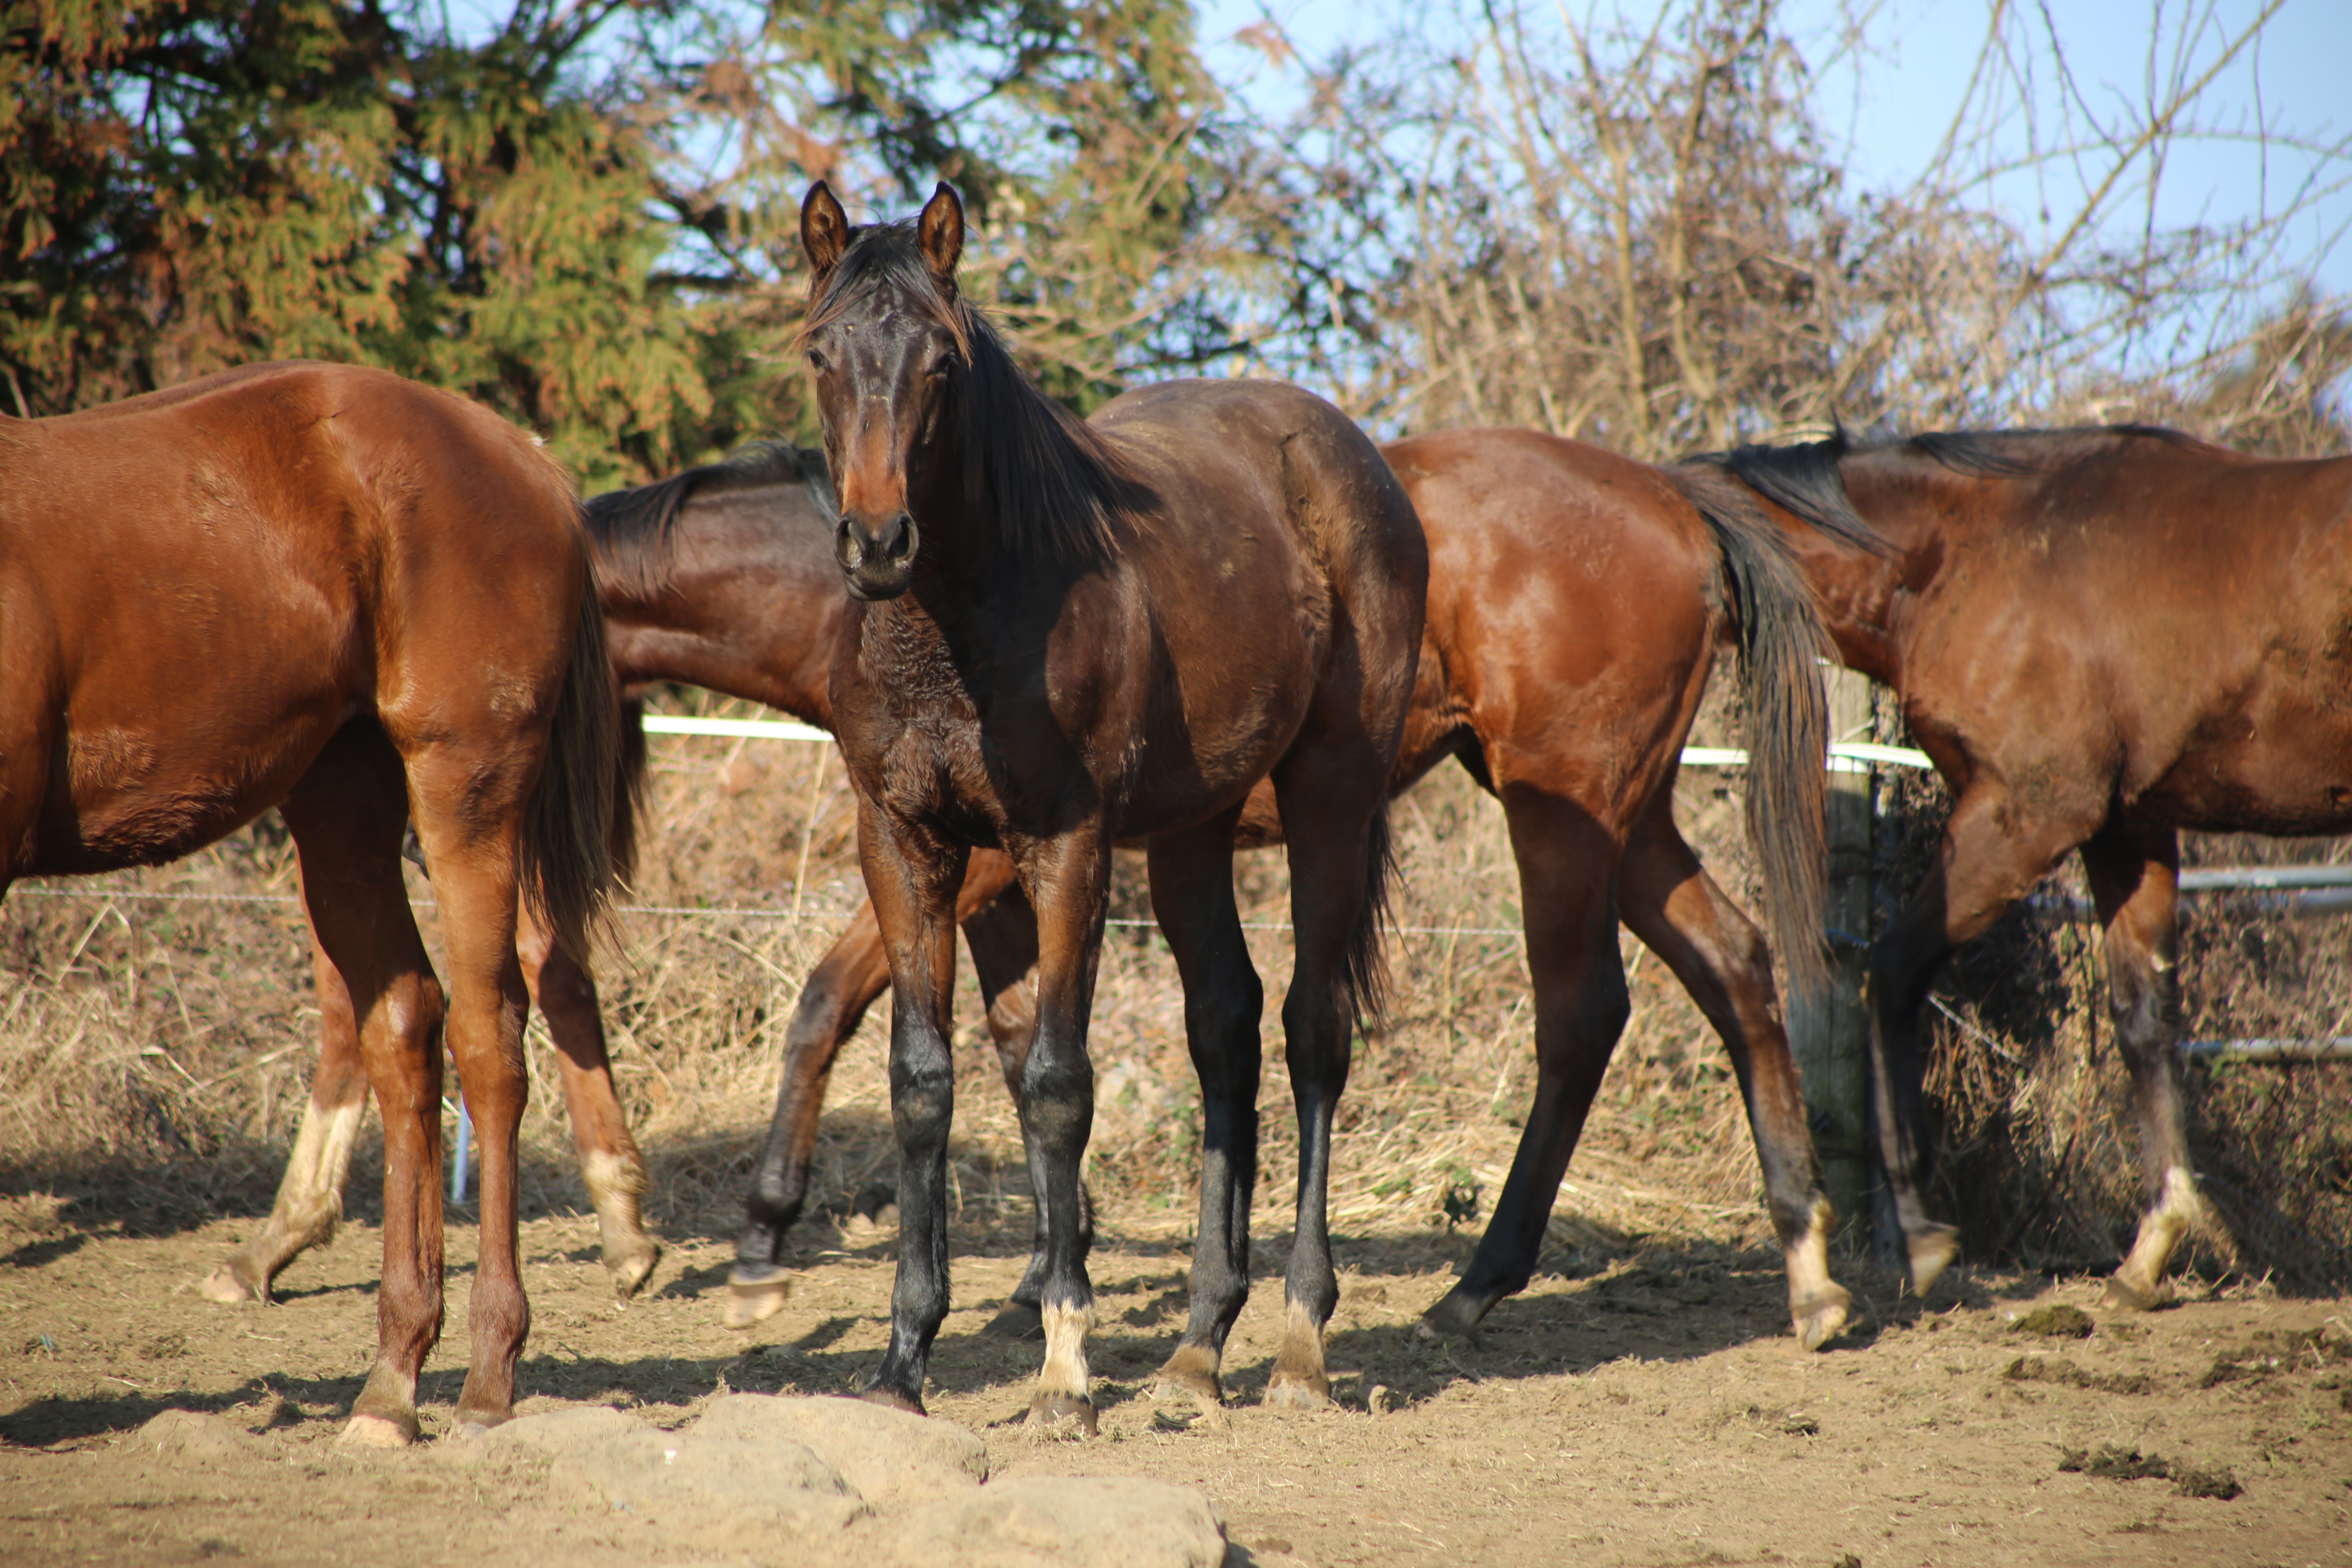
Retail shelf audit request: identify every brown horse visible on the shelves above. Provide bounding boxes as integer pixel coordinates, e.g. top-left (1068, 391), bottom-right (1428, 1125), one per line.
top-left (1703, 424), bottom-right (2352, 1305)
top-left (799, 180), bottom-right (1426, 1432)
top-left (732, 429), bottom-right (1871, 1354)
top-left (205, 445), bottom-right (1054, 1313)
top-left (0, 361), bottom-right (626, 1446)
top-left (239, 419), bottom-right (1872, 1367)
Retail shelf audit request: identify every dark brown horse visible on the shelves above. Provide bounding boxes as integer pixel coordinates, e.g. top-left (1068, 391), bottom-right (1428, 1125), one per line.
top-left (1703, 424), bottom-right (2352, 1306)
top-left (732, 429), bottom-right (1871, 1354)
top-left (0, 361), bottom-right (626, 1446)
top-left (239, 420), bottom-right (1872, 1367)
top-left (798, 180), bottom-right (1426, 1432)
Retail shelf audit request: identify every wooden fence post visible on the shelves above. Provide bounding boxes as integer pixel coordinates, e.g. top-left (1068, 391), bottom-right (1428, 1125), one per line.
top-left (1787, 666), bottom-right (1875, 1241)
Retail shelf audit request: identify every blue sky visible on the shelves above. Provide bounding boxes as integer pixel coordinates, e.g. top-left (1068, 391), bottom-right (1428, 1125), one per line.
top-left (1194, 0), bottom-right (2351, 293)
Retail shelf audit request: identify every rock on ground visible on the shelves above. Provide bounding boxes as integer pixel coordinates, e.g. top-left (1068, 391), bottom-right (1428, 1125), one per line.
top-left (125, 1409), bottom-right (265, 1463)
top-left (880, 1475), bottom-right (1229, 1568)
top-left (694, 1392), bottom-right (990, 1505)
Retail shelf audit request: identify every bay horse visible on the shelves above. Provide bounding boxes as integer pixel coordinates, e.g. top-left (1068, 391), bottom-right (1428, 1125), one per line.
top-left (220, 423), bottom-right (1877, 1372)
top-left (1703, 423), bottom-right (2352, 1306)
top-left (730, 429), bottom-right (1872, 1355)
top-left (798, 180), bottom-right (1426, 1431)
top-left (0, 361), bottom-right (626, 1446)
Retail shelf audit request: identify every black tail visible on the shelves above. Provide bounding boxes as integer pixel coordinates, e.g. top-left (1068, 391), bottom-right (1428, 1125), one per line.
top-left (1342, 804), bottom-right (1400, 1028)
top-left (1666, 464), bottom-right (1836, 999)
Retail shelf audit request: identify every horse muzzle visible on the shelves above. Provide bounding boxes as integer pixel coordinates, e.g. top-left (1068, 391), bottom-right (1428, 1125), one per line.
top-left (836, 511), bottom-right (920, 600)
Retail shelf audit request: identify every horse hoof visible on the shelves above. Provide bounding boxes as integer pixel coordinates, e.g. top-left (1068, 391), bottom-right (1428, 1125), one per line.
top-left (607, 1238), bottom-right (661, 1301)
top-left (2101, 1274), bottom-right (2162, 1312)
top-left (198, 1260), bottom-right (266, 1305)
top-left (1794, 1286), bottom-right (1852, 1352)
top-left (723, 1269), bottom-right (792, 1329)
top-left (1263, 1374), bottom-right (1335, 1412)
top-left (982, 1301), bottom-right (1045, 1341)
top-left (1415, 1290), bottom-right (1486, 1342)
top-left (1908, 1225), bottom-right (1962, 1297)
top-left (338, 1412), bottom-right (417, 1449)
top-left (1025, 1392), bottom-right (1098, 1439)
top-left (1153, 1344), bottom-right (1225, 1409)
top-left (859, 1386), bottom-right (926, 1419)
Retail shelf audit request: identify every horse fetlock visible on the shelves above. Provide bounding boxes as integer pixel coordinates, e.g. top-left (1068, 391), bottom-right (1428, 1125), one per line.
top-left (1265, 1298), bottom-right (1333, 1410)
top-left (343, 1364), bottom-right (421, 1448)
top-left (722, 1265), bottom-right (793, 1330)
top-left (1038, 1299), bottom-right (1095, 1405)
top-left (1784, 1196), bottom-right (1849, 1350)
top-left (1791, 1286), bottom-right (1853, 1353)
top-left (859, 1383), bottom-right (926, 1419)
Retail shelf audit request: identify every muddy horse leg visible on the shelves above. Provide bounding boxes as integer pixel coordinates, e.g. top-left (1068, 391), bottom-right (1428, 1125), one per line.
top-left (1421, 786), bottom-right (1628, 1341)
top-left (280, 726), bottom-right (450, 1447)
top-left (1263, 750), bottom-right (1394, 1409)
top-left (2080, 827), bottom-right (2204, 1310)
top-left (201, 933), bottom-right (372, 1304)
top-left (726, 849), bottom-right (1022, 1328)
top-left (1870, 784), bottom-right (2087, 1296)
top-left (1006, 832), bottom-right (1111, 1436)
top-left (1617, 802), bottom-right (1849, 1349)
top-left (857, 804), bottom-right (970, 1419)
top-left (518, 914), bottom-right (659, 1300)
top-left (1145, 811), bottom-right (1262, 1409)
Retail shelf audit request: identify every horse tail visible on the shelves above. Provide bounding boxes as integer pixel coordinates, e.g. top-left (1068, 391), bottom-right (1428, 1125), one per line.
top-left (1669, 463), bottom-right (1834, 999)
top-left (1343, 801), bottom-right (1401, 1028)
top-left (607, 696), bottom-right (651, 884)
top-left (520, 567), bottom-right (630, 964)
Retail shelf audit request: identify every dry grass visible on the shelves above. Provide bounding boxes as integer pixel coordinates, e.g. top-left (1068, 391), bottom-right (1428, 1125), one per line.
top-left (3, 686), bottom-right (2346, 1296)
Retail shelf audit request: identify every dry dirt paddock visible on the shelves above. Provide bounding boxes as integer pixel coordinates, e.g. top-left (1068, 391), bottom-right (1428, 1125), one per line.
top-left (1, 1196), bottom-right (2348, 1568)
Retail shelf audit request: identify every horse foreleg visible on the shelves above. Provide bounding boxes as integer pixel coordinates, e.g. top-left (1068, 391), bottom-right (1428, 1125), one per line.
top-left (960, 866), bottom-right (1067, 1338)
top-left (2082, 827), bottom-right (2205, 1310)
top-left (519, 916), bottom-right (659, 1300)
top-left (203, 935), bottom-right (371, 1304)
top-left (1143, 813), bottom-right (1260, 1409)
top-left (1421, 788), bottom-right (1625, 1343)
top-left (1008, 831), bottom-right (1109, 1438)
top-left (858, 806), bottom-right (967, 1418)
top-left (1618, 806), bottom-right (1849, 1350)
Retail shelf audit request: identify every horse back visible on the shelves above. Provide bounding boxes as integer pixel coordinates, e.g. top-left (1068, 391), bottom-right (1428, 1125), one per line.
top-left (0, 362), bottom-right (587, 875)
top-left (1086, 379), bottom-right (1427, 830)
top-left (1382, 428), bottom-right (1722, 797)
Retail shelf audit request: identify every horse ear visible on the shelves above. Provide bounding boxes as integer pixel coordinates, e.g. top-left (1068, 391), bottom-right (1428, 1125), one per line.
top-left (918, 182), bottom-right (964, 290)
top-left (801, 182), bottom-right (850, 287)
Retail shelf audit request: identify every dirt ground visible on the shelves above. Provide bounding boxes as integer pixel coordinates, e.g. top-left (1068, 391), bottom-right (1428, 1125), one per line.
top-left (1, 1194), bottom-right (2347, 1568)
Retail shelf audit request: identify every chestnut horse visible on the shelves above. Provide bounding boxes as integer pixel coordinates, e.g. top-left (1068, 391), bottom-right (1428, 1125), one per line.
top-left (0, 361), bottom-right (626, 1446)
top-left (798, 180), bottom-right (1426, 1432)
top-left (1704, 424), bottom-right (2352, 1306)
top-left (204, 445), bottom-right (1054, 1311)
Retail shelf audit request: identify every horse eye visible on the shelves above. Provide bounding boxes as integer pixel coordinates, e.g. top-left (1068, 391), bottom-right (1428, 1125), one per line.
top-left (927, 355), bottom-right (954, 379)
top-left (807, 348), bottom-right (831, 373)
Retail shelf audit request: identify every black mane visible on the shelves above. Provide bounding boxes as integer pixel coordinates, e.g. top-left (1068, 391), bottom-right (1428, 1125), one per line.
top-left (802, 219), bottom-right (1142, 564)
top-left (1696, 422), bottom-right (2203, 541)
top-left (584, 441), bottom-right (833, 597)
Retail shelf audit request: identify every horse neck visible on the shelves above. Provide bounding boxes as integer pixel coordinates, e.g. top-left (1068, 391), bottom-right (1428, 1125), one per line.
top-left (599, 503), bottom-right (845, 728)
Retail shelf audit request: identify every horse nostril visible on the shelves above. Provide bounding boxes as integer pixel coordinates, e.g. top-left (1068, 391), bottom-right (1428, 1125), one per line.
top-left (885, 515), bottom-right (919, 563)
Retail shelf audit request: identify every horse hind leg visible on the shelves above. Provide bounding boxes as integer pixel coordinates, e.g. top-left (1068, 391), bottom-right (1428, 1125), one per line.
top-left (279, 728), bottom-right (450, 1448)
top-left (1143, 813), bottom-right (1261, 1410)
top-left (522, 915), bottom-right (659, 1300)
top-left (1421, 786), bottom-right (1628, 1342)
top-left (1617, 805), bottom-right (1849, 1351)
top-left (201, 934), bottom-right (372, 1303)
top-left (2082, 828), bottom-right (2206, 1310)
